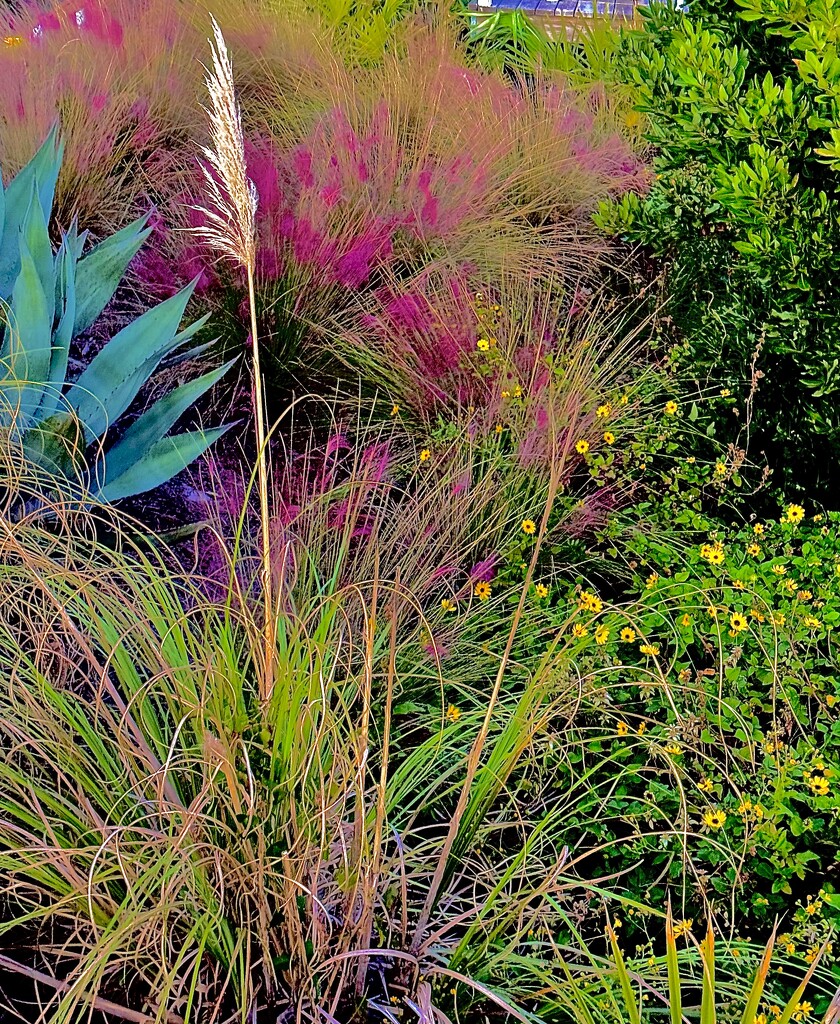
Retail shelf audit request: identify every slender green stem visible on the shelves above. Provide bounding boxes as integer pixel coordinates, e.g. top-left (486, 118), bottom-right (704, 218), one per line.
top-left (247, 263), bottom-right (274, 703)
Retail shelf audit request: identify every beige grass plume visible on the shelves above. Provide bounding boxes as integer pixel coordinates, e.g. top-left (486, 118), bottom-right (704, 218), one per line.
top-left (196, 16), bottom-right (274, 702)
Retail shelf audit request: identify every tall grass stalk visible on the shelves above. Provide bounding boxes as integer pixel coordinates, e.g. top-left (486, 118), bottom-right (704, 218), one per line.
top-left (195, 17), bottom-right (274, 701)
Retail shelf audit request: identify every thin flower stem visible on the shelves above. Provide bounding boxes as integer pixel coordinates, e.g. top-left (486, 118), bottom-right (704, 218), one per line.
top-left (247, 262), bottom-right (274, 702)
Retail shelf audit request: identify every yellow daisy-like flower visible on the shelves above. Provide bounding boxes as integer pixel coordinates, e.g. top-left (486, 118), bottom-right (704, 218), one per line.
top-left (730, 612), bottom-right (748, 633)
top-left (810, 776), bottom-right (829, 796)
top-left (673, 919), bottom-right (693, 938)
top-left (680, 613), bottom-right (691, 627)
top-left (501, 389), bottom-right (511, 399)
top-left (596, 403), bottom-right (612, 419)
top-left (391, 403), bottom-right (400, 416)
top-left (419, 449), bottom-right (431, 462)
top-left (747, 543), bottom-right (761, 556)
top-left (664, 400), bottom-right (679, 416)
top-left (639, 643), bottom-right (660, 656)
top-left (619, 394), bottom-right (629, 405)
top-left (616, 721), bottom-right (629, 736)
top-left (521, 519), bottom-right (537, 535)
top-left (753, 523), bottom-right (765, 535)
top-left (737, 798), bottom-right (752, 815)
top-left (750, 608), bottom-right (766, 622)
top-left (785, 503), bottom-right (806, 524)
top-left (732, 579), bottom-right (745, 590)
top-left (804, 615), bottom-right (822, 630)
top-left (440, 598), bottom-right (456, 612)
top-left (603, 430), bottom-right (615, 444)
top-left (446, 704), bottom-right (461, 722)
top-left (512, 384), bottom-right (523, 398)
top-left (579, 591), bottom-right (603, 613)
top-left (707, 605), bottom-right (719, 618)
top-left (664, 742), bottom-right (682, 755)
top-left (714, 461), bottom-right (727, 477)
top-left (771, 564), bottom-right (787, 575)
top-left (494, 423), bottom-right (503, 434)
top-left (572, 623), bottom-right (588, 639)
top-left (698, 777), bottom-right (714, 793)
top-left (575, 439), bottom-right (590, 455)
top-left (773, 612), bottom-right (786, 626)
top-left (595, 625), bottom-right (610, 646)
top-left (702, 808), bottom-right (727, 829)
top-left (474, 580), bottom-right (491, 601)
top-left (720, 388), bottom-right (732, 397)
top-left (620, 626), bottom-right (637, 643)
top-left (535, 583), bottom-right (549, 599)
top-left (646, 572), bottom-right (659, 589)
top-left (477, 338), bottom-right (490, 352)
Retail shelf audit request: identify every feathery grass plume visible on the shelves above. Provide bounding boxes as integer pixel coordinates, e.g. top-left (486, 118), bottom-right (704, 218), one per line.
top-left (194, 15), bottom-right (275, 701)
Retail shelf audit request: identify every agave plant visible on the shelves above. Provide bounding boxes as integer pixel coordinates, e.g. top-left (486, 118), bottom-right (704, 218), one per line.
top-left (0, 129), bottom-right (232, 501)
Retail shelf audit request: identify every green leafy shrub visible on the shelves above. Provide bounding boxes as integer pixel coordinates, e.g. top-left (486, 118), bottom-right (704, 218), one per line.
top-left (0, 130), bottom-right (231, 500)
top-left (595, 0), bottom-right (840, 498)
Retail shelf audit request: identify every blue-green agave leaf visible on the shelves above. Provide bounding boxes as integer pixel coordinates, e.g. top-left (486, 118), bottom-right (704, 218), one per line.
top-left (103, 358), bottom-right (236, 484)
top-left (99, 424), bottom-right (232, 501)
top-left (73, 214), bottom-right (152, 335)
top-left (0, 127), bottom-right (63, 300)
top-left (37, 234), bottom-right (77, 423)
top-left (68, 279), bottom-right (199, 443)
top-left (21, 181), bottom-right (55, 328)
top-left (0, 236), bottom-right (53, 426)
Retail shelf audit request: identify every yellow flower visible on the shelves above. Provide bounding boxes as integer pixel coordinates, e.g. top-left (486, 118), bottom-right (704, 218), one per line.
top-left (619, 394), bottom-right (629, 405)
top-left (595, 625), bottom-right (610, 646)
top-left (730, 612), bottom-right (748, 634)
top-left (391, 403), bottom-right (400, 416)
top-left (698, 777), bottom-right (714, 793)
top-left (419, 449), bottom-right (431, 462)
top-left (477, 338), bottom-right (490, 352)
top-left (793, 1002), bottom-right (813, 1022)
top-left (810, 776), bottom-right (829, 796)
top-left (747, 543), bottom-right (761, 557)
top-left (680, 613), bottom-right (691, 627)
top-left (603, 430), bottom-right (615, 444)
top-left (707, 605), bottom-right (719, 618)
top-left (512, 384), bottom-right (523, 398)
top-left (639, 643), bottom-right (660, 656)
top-left (521, 519), bottom-right (537, 535)
top-left (750, 608), bottom-right (766, 622)
top-left (715, 461), bottom-right (727, 476)
top-left (646, 572), bottom-right (659, 589)
top-left (637, 722), bottom-right (647, 735)
top-left (572, 623), bottom-right (588, 639)
top-left (805, 901), bottom-right (819, 916)
top-left (732, 579), bottom-right (746, 590)
top-left (579, 591), bottom-right (603, 613)
top-left (440, 598), bottom-right (456, 613)
top-left (700, 542), bottom-right (725, 565)
top-left (474, 581), bottom-right (491, 601)
top-left (753, 523), bottom-right (765, 535)
top-left (446, 704), bottom-right (461, 722)
top-left (3, 36), bottom-right (22, 47)
top-left (720, 388), bottom-right (731, 397)
top-left (702, 808), bottom-right (727, 829)
top-left (827, 693), bottom-right (838, 707)
top-left (575, 439), bottom-right (590, 455)
top-left (804, 615), bottom-right (821, 630)
top-left (773, 612), bottom-right (786, 626)
top-left (664, 743), bottom-right (682, 755)
top-left (596, 403), bottom-right (611, 419)
top-left (797, 590), bottom-right (813, 601)
top-left (495, 423), bottom-right (503, 434)
top-left (616, 721), bottom-right (629, 736)
top-left (737, 798), bottom-right (752, 815)
top-left (501, 389), bottom-right (511, 399)
top-left (785, 504), bottom-right (806, 524)
top-left (673, 919), bottom-right (693, 938)
top-left (620, 627), bottom-right (637, 643)
top-left (535, 583), bottom-right (549, 599)
top-left (771, 564), bottom-right (786, 575)
top-left (664, 400), bottom-right (679, 416)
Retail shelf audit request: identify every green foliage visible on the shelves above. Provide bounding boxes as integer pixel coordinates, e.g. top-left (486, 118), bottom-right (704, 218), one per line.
top-left (596, 0), bottom-right (840, 498)
top-left (0, 131), bottom-right (232, 500)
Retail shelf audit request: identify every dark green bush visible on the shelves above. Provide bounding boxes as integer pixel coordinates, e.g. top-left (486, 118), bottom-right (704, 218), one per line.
top-left (596, 0), bottom-right (840, 500)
